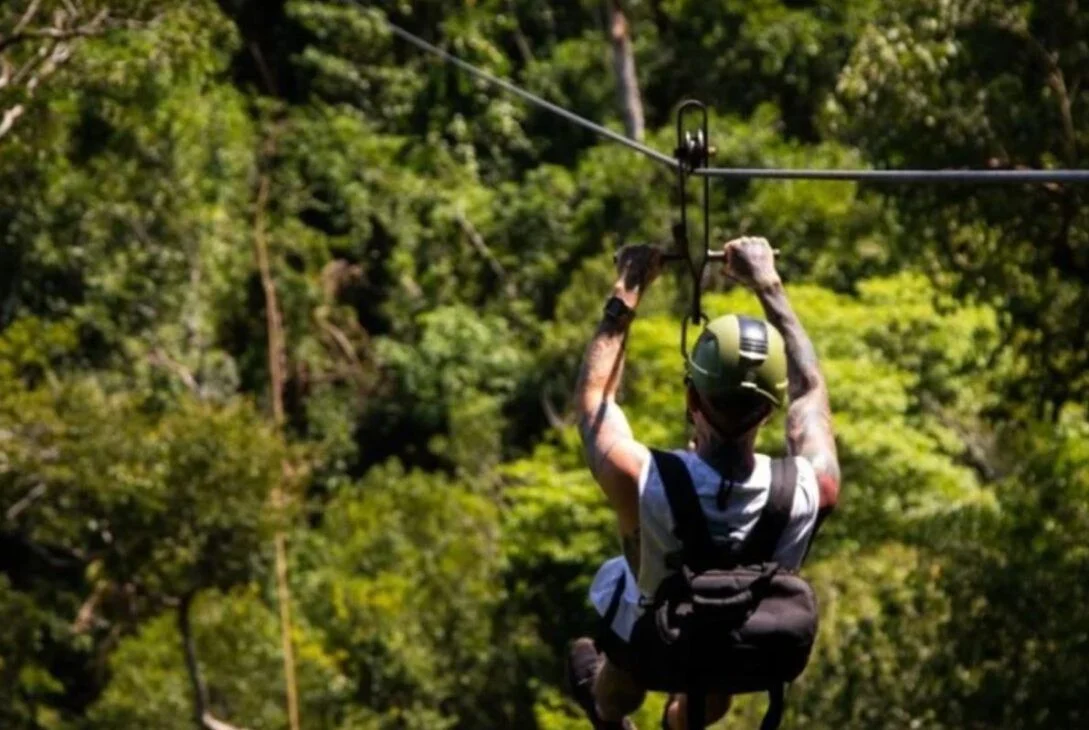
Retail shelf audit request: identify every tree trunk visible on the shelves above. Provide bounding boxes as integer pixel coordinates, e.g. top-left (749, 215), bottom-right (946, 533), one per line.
top-left (253, 148), bottom-right (302, 730)
top-left (606, 0), bottom-right (645, 142)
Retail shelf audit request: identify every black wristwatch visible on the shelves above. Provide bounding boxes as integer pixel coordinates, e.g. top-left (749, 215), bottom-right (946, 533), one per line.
top-left (603, 295), bottom-right (636, 327)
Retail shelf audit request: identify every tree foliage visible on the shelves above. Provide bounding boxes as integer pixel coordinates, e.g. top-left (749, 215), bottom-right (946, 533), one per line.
top-left (1, 0), bottom-right (1086, 728)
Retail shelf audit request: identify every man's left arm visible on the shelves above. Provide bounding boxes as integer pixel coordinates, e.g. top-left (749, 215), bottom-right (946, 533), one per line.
top-left (575, 245), bottom-right (660, 540)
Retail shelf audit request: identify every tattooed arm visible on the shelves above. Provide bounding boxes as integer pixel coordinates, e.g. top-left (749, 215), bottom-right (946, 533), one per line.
top-left (724, 237), bottom-right (840, 513)
top-left (758, 279), bottom-right (840, 513)
top-left (575, 245), bottom-right (660, 539)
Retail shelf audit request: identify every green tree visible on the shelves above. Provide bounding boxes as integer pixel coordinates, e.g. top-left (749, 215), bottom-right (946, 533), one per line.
top-left (0, 354), bottom-right (290, 725)
top-left (828, 0), bottom-right (1089, 412)
top-left (297, 462), bottom-right (512, 729)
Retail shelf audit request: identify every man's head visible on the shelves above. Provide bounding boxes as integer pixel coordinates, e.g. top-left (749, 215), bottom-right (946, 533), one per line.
top-left (686, 314), bottom-right (788, 443)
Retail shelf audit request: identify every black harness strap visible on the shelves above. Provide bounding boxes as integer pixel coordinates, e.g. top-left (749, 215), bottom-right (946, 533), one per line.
top-left (655, 451), bottom-right (799, 569)
top-left (601, 569), bottom-right (627, 631)
top-left (652, 449), bottom-right (716, 568)
top-left (760, 683), bottom-right (786, 730)
top-left (738, 457), bottom-right (798, 566)
top-left (740, 458), bottom-right (797, 730)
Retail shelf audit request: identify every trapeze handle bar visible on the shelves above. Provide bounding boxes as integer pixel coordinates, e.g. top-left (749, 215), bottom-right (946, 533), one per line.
top-left (661, 250), bottom-right (779, 262)
top-left (663, 251), bottom-right (725, 262)
top-left (693, 167), bottom-right (1089, 183)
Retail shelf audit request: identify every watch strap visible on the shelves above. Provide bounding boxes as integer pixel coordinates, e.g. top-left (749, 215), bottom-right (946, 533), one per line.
top-left (603, 295), bottom-right (636, 326)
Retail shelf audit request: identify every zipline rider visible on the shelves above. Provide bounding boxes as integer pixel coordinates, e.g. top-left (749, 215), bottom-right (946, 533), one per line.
top-left (567, 237), bottom-right (840, 729)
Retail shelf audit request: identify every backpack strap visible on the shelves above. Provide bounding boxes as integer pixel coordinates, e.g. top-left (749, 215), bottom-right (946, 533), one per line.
top-left (651, 449), bottom-right (716, 568)
top-left (738, 457), bottom-right (798, 565)
top-left (601, 570), bottom-right (627, 631)
top-left (759, 684), bottom-right (786, 730)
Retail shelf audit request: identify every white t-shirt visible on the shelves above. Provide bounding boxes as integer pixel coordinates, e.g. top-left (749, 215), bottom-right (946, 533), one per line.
top-left (590, 450), bottom-right (821, 641)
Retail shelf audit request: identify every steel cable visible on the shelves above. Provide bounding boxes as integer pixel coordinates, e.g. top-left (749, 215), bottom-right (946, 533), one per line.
top-left (694, 167), bottom-right (1089, 183)
top-left (380, 13), bottom-right (1089, 184)
top-left (384, 21), bottom-right (679, 169)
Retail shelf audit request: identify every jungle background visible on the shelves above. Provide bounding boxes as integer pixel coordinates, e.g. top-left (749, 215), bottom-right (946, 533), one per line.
top-left (1, 1), bottom-right (1087, 728)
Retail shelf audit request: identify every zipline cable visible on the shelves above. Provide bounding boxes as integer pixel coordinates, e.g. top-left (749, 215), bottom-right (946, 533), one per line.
top-left (384, 21), bottom-right (680, 169)
top-left (694, 167), bottom-right (1089, 183)
top-left (380, 12), bottom-right (1089, 185)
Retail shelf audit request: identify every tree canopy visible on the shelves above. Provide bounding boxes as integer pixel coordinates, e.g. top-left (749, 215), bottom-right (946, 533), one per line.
top-left (1, 1), bottom-right (1086, 729)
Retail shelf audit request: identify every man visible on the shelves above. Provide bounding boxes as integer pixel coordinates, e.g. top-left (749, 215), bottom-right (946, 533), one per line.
top-left (568, 236), bottom-right (840, 729)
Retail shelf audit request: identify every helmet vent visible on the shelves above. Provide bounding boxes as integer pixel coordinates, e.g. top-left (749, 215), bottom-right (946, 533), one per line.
top-left (737, 316), bottom-right (769, 358)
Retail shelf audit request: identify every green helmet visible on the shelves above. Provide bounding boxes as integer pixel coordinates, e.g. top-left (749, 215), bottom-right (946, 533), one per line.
top-left (687, 314), bottom-right (788, 408)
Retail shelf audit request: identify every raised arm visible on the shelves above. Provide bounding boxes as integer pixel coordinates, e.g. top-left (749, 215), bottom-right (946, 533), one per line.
top-left (574, 245), bottom-right (660, 536)
top-left (724, 237), bottom-right (840, 513)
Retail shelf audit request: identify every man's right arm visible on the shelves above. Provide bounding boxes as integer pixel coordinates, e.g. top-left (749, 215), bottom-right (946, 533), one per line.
top-left (724, 237), bottom-right (840, 513)
top-left (756, 278), bottom-right (839, 513)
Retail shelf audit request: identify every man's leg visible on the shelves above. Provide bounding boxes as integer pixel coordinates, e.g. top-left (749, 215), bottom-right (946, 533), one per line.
top-left (567, 638), bottom-right (642, 729)
top-left (663, 693), bottom-right (731, 730)
top-left (593, 655), bottom-right (647, 721)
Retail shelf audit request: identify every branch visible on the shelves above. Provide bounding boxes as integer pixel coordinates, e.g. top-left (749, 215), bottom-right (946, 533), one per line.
top-left (540, 384), bottom-right (571, 430)
top-left (319, 259), bottom-right (364, 302)
top-left (0, 7), bottom-right (107, 53)
top-left (315, 261), bottom-right (370, 382)
top-left (0, 25), bottom-right (93, 53)
top-left (8, 41), bottom-right (58, 90)
top-left (315, 315), bottom-right (368, 382)
top-left (147, 348), bottom-right (200, 394)
top-left (455, 208), bottom-right (517, 299)
top-left (992, 17), bottom-right (1079, 166)
top-left (0, 104), bottom-right (24, 140)
top-left (4, 481), bottom-right (45, 521)
top-left (178, 592), bottom-right (209, 722)
top-left (505, 0), bottom-right (534, 65)
top-left (246, 40), bottom-right (279, 97)
top-left (0, 6), bottom-right (110, 141)
top-left (254, 172), bottom-right (286, 428)
top-left (71, 580), bottom-right (109, 634)
top-left (202, 713), bottom-right (249, 730)
top-left (0, 8), bottom-right (109, 55)
top-left (178, 591), bottom-right (251, 730)
top-left (1047, 67), bottom-right (1077, 166)
top-left (13, 0), bottom-right (45, 37)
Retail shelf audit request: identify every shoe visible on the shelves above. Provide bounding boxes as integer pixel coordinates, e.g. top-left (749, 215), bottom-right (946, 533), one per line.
top-left (565, 637), bottom-right (635, 730)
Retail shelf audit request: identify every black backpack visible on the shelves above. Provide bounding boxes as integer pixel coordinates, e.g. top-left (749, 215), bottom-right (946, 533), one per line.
top-left (644, 449), bottom-right (819, 730)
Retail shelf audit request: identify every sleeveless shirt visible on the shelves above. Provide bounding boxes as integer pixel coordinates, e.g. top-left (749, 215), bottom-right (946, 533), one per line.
top-left (590, 449), bottom-right (820, 641)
